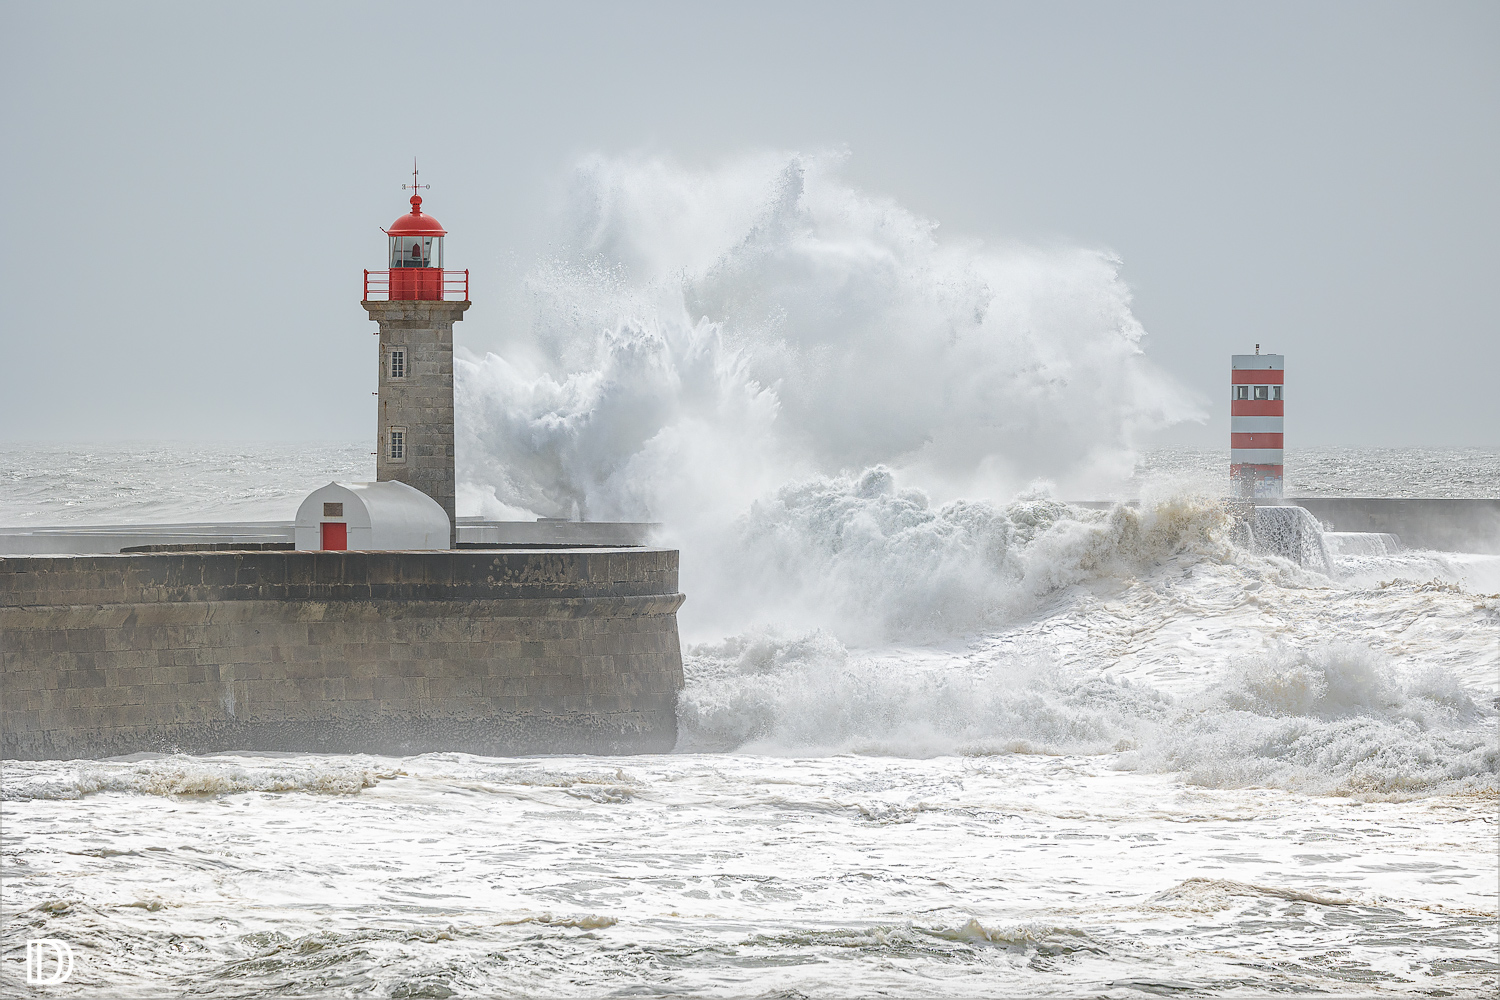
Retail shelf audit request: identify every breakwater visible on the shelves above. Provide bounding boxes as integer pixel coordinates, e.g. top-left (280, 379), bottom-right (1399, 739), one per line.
top-left (1071, 497), bottom-right (1500, 554)
top-left (1284, 497), bottom-right (1500, 553)
top-left (1, 548), bottom-right (684, 760)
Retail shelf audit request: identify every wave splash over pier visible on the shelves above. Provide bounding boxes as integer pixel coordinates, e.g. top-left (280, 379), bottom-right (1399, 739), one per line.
top-left (456, 151), bottom-right (1197, 526)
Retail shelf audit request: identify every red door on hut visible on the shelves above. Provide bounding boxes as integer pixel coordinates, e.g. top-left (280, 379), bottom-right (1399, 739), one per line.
top-left (320, 522), bottom-right (347, 550)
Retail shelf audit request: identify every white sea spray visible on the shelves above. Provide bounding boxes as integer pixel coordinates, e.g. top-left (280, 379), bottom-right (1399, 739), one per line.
top-left (453, 152), bottom-right (1204, 632)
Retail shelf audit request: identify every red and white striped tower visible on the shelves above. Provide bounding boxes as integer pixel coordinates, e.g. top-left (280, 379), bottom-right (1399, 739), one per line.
top-left (1230, 346), bottom-right (1284, 499)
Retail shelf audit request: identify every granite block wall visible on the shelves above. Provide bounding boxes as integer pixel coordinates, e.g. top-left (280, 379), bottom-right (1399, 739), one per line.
top-left (0, 549), bottom-right (685, 759)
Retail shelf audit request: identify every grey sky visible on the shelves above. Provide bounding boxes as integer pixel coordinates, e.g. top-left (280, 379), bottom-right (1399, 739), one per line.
top-left (3, 1), bottom-right (1495, 449)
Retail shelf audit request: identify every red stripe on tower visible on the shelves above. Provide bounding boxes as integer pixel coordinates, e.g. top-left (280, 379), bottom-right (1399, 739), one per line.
top-left (1230, 347), bottom-right (1284, 499)
top-left (1230, 400), bottom-right (1285, 417)
top-left (1230, 369), bottom-right (1285, 384)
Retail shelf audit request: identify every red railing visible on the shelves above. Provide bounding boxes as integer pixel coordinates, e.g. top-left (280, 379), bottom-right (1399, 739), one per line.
top-left (363, 269), bottom-right (469, 302)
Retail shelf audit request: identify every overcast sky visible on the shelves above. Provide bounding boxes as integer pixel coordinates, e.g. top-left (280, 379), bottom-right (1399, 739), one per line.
top-left (3, 1), bottom-right (1495, 449)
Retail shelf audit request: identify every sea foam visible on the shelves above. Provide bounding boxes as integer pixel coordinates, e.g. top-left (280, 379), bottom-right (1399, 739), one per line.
top-left (679, 630), bottom-right (1498, 798)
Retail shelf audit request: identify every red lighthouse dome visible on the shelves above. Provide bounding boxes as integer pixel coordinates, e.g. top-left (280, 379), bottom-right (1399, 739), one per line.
top-left (387, 195), bottom-right (448, 237)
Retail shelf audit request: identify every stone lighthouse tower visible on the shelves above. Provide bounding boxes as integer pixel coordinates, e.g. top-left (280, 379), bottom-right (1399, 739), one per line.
top-left (362, 164), bottom-right (469, 546)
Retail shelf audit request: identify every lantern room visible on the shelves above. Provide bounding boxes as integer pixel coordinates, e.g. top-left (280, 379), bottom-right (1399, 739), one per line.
top-left (362, 162), bottom-right (469, 303)
top-left (384, 195), bottom-right (447, 300)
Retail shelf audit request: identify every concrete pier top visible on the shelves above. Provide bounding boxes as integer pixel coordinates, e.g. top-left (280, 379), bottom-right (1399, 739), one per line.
top-left (0, 519), bottom-right (663, 556)
top-left (1275, 497), bottom-right (1500, 553)
top-left (0, 547), bottom-right (680, 608)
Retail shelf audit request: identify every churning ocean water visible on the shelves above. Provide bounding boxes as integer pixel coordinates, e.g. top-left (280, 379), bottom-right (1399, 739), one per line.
top-left (3, 154), bottom-right (1498, 997)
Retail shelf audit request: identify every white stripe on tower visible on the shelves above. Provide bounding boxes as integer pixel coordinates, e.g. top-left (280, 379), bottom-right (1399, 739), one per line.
top-left (1229, 448), bottom-right (1284, 464)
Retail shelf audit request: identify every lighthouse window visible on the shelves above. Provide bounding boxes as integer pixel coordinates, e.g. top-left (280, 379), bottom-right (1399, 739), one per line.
top-left (388, 235), bottom-right (443, 268)
top-left (388, 428), bottom-right (406, 462)
top-left (1254, 385), bottom-right (1270, 400)
top-left (389, 348), bottom-right (406, 380)
top-left (1234, 385), bottom-right (1249, 400)
top-left (1272, 385), bottom-right (1283, 400)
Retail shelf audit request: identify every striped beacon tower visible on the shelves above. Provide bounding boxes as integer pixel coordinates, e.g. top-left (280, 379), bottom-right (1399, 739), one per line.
top-left (1230, 345), bottom-right (1284, 499)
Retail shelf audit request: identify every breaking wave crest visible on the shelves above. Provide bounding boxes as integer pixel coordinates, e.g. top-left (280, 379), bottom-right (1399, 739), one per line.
top-left (1148, 644), bottom-right (1499, 796)
top-left (678, 631), bottom-right (1169, 756)
top-left (1, 756), bottom-right (401, 800)
top-left (1147, 878), bottom-right (1358, 912)
top-left (743, 919), bottom-right (1103, 958)
top-left (679, 634), bottom-right (1498, 798)
top-left (706, 473), bottom-right (1234, 639)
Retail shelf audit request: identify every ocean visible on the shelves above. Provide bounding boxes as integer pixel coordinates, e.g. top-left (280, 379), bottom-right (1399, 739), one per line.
top-left (2, 443), bottom-right (1497, 997)
top-left (3, 155), bottom-right (1498, 996)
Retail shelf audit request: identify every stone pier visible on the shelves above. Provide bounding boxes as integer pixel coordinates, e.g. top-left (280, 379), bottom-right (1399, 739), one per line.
top-left (0, 548), bottom-right (685, 760)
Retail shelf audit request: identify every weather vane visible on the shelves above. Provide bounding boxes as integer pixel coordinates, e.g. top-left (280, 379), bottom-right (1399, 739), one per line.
top-left (402, 157), bottom-right (430, 195)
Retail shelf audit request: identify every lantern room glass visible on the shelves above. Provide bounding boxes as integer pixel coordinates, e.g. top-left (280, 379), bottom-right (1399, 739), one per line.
top-left (389, 235), bottom-right (444, 268)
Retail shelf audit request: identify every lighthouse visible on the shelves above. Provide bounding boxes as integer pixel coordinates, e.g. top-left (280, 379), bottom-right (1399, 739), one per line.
top-left (1230, 346), bottom-right (1284, 499)
top-left (362, 163), bottom-right (470, 545)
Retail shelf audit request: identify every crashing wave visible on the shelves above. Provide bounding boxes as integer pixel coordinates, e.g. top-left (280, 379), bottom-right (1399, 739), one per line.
top-left (1245, 505), bottom-right (1332, 573)
top-left (692, 473), bottom-right (1234, 640)
top-left (455, 151), bottom-right (1198, 530)
top-left (678, 633), bottom-right (1498, 799)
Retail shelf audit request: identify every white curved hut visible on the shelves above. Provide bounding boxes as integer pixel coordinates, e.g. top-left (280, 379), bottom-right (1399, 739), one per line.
top-left (294, 482), bottom-right (450, 551)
